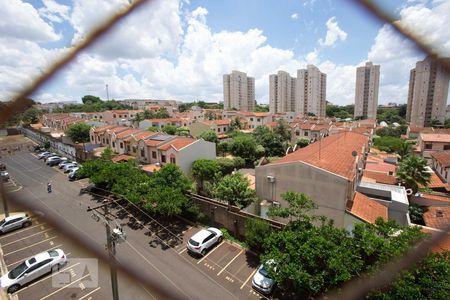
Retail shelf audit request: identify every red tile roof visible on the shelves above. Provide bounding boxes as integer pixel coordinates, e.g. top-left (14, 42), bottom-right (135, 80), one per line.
top-left (420, 133), bottom-right (450, 143)
top-left (363, 170), bottom-right (397, 185)
top-left (203, 120), bottom-right (231, 126)
top-left (423, 206), bottom-right (450, 230)
top-left (431, 152), bottom-right (450, 167)
top-left (421, 228), bottom-right (450, 253)
top-left (270, 132), bottom-right (369, 179)
top-left (112, 154), bottom-right (135, 162)
top-left (350, 192), bottom-right (388, 224)
top-left (145, 118), bottom-right (183, 123)
top-left (124, 131), bottom-right (156, 141)
top-left (92, 124), bottom-right (119, 133)
top-left (115, 129), bottom-right (143, 139)
top-left (144, 136), bottom-right (174, 147)
top-left (420, 193), bottom-right (450, 203)
top-left (157, 137), bottom-right (196, 151)
top-left (108, 126), bottom-right (129, 134)
top-left (420, 172), bottom-right (448, 189)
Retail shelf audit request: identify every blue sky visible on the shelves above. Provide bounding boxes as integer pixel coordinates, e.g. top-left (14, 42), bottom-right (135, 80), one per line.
top-left (1, 0), bottom-right (448, 105)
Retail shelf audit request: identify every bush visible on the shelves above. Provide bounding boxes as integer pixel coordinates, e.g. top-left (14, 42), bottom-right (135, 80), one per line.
top-left (245, 218), bottom-right (273, 252)
top-left (216, 157), bottom-right (245, 175)
top-left (181, 202), bottom-right (206, 223)
top-left (373, 136), bottom-right (405, 153)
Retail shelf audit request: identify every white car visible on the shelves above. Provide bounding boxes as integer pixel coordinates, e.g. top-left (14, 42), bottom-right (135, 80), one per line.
top-left (252, 260), bottom-right (276, 294)
top-left (59, 160), bottom-right (73, 169)
top-left (37, 151), bottom-right (51, 159)
top-left (0, 249), bottom-right (66, 294)
top-left (0, 213), bottom-right (31, 234)
top-left (186, 227), bottom-right (223, 256)
top-left (63, 163), bottom-right (78, 173)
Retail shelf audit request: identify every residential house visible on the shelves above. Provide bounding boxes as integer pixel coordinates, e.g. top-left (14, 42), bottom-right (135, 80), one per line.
top-left (102, 110), bottom-right (143, 125)
top-left (431, 152), bottom-right (450, 183)
top-left (111, 128), bottom-right (143, 154)
top-left (104, 126), bottom-right (129, 149)
top-left (89, 124), bottom-right (121, 145)
top-left (417, 133), bottom-right (450, 160)
top-left (189, 119), bottom-right (232, 137)
top-left (235, 112), bottom-right (273, 129)
top-left (123, 131), bottom-right (157, 157)
top-left (138, 118), bottom-right (191, 130)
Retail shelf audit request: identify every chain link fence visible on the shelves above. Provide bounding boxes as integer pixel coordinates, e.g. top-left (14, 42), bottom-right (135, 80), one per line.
top-left (0, 0), bottom-right (449, 299)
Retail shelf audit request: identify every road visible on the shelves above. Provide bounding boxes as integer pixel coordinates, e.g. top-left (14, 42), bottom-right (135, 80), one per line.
top-left (1, 148), bottom-right (264, 299)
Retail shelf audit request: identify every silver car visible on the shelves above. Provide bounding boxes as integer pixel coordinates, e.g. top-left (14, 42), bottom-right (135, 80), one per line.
top-left (186, 227), bottom-right (223, 256)
top-left (0, 249), bottom-right (66, 293)
top-left (0, 213), bottom-right (31, 234)
top-left (252, 260), bottom-right (276, 294)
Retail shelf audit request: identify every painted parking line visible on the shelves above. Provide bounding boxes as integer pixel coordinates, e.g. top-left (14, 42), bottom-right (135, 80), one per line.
top-left (3, 236), bottom-right (58, 257)
top-left (39, 274), bottom-right (90, 300)
top-left (78, 287), bottom-right (101, 300)
top-left (178, 247), bottom-right (187, 254)
top-left (197, 242), bottom-right (223, 264)
top-left (16, 262), bottom-right (81, 294)
top-left (2, 228), bottom-right (53, 247)
top-left (240, 269), bottom-right (258, 290)
top-left (217, 249), bottom-right (244, 276)
top-left (6, 244), bottom-right (64, 268)
top-left (0, 223), bottom-right (45, 241)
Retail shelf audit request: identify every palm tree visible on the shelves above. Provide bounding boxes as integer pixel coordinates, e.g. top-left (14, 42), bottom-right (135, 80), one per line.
top-left (396, 154), bottom-right (431, 193)
top-left (396, 141), bottom-right (412, 161)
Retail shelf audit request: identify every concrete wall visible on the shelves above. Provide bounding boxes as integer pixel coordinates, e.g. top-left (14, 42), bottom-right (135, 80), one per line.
top-left (22, 127), bottom-right (77, 160)
top-left (255, 161), bottom-right (350, 227)
top-left (177, 140), bottom-right (216, 174)
top-left (189, 122), bottom-right (210, 137)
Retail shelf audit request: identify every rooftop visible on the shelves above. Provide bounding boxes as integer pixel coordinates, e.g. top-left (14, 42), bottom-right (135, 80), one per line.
top-left (115, 129), bottom-right (143, 139)
top-left (362, 170), bottom-right (397, 185)
top-left (269, 132), bottom-right (369, 179)
top-left (111, 154), bottom-right (135, 162)
top-left (92, 124), bottom-right (119, 133)
top-left (420, 133), bottom-right (450, 143)
top-left (203, 119), bottom-right (231, 126)
top-left (423, 206), bottom-right (450, 230)
top-left (350, 192), bottom-right (388, 224)
top-left (431, 152), bottom-right (450, 167)
top-left (157, 137), bottom-right (196, 151)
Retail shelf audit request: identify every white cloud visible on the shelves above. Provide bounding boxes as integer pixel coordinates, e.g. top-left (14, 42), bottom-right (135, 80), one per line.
top-left (291, 13), bottom-right (299, 19)
top-left (318, 17), bottom-right (347, 47)
top-left (0, 0), bottom-right (60, 42)
top-left (38, 0), bottom-right (70, 23)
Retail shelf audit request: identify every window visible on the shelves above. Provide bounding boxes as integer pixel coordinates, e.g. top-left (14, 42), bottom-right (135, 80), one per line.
top-left (296, 131), bottom-right (300, 136)
top-left (120, 142), bottom-right (123, 149)
top-left (161, 155), bottom-right (166, 163)
top-left (152, 151), bottom-right (157, 159)
top-left (140, 148), bottom-right (145, 157)
top-left (425, 143), bottom-right (432, 150)
top-left (250, 118), bottom-right (254, 121)
top-left (170, 156), bottom-right (176, 164)
top-left (113, 114), bottom-right (116, 118)
top-left (304, 132), bottom-right (308, 136)
top-left (217, 127), bottom-right (221, 133)
top-left (126, 145), bottom-right (130, 152)
top-left (444, 145), bottom-right (450, 150)
top-left (112, 142), bottom-right (115, 148)
top-left (132, 146), bottom-right (137, 153)
top-left (257, 118), bottom-right (260, 122)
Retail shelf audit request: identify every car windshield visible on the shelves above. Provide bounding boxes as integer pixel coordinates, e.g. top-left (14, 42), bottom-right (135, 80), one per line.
top-left (189, 239), bottom-right (199, 246)
top-left (48, 250), bottom-right (59, 257)
top-left (259, 265), bottom-right (270, 277)
top-left (8, 262), bottom-right (27, 279)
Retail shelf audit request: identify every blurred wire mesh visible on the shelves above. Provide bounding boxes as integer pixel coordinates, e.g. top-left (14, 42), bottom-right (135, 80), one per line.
top-left (0, 0), bottom-right (448, 299)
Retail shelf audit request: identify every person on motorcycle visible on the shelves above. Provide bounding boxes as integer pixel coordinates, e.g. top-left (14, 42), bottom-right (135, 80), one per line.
top-left (47, 182), bottom-right (52, 193)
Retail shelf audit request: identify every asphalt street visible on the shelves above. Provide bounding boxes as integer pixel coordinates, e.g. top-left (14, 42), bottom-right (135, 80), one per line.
top-left (1, 148), bottom-right (265, 300)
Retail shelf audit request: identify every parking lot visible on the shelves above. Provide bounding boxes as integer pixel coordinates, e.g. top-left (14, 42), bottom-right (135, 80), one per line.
top-left (1, 139), bottom-right (271, 299)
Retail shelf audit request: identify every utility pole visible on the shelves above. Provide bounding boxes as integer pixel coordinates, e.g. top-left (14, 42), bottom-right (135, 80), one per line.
top-left (0, 182), bottom-right (9, 218)
top-left (87, 201), bottom-right (125, 300)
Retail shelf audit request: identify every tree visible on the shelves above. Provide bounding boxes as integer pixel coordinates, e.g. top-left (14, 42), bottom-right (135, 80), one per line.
top-left (149, 164), bottom-right (191, 192)
top-left (191, 159), bottom-right (220, 193)
top-left (162, 125), bottom-right (177, 135)
top-left (296, 137), bottom-right (310, 148)
top-left (217, 141), bottom-right (229, 156)
top-left (100, 146), bottom-right (115, 160)
top-left (176, 127), bottom-right (190, 136)
top-left (43, 140), bottom-right (51, 150)
top-left (268, 192), bottom-right (319, 225)
top-left (155, 108), bottom-right (170, 119)
top-left (245, 218), bottom-right (272, 252)
top-left (368, 251), bottom-right (450, 300)
top-left (230, 117), bottom-right (242, 130)
top-left (198, 130), bottom-right (218, 144)
top-left (229, 135), bottom-right (259, 164)
top-left (82, 95), bottom-right (102, 104)
top-left (216, 157), bottom-right (244, 175)
top-left (273, 120), bottom-right (291, 142)
top-left (20, 108), bottom-right (40, 125)
top-left (373, 136), bottom-right (405, 153)
top-left (396, 155), bottom-right (431, 193)
top-left (255, 104), bottom-right (269, 112)
top-left (204, 110), bottom-right (217, 120)
top-left (147, 126), bottom-right (159, 132)
top-left (214, 172), bottom-right (256, 208)
top-left (253, 126), bottom-right (285, 157)
top-left (65, 123), bottom-right (92, 143)
top-left (396, 141), bottom-right (413, 161)
top-left (408, 203), bottom-right (424, 224)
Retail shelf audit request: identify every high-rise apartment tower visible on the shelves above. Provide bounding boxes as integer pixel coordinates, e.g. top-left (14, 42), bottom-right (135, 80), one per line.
top-left (354, 61), bottom-right (380, 119)
top-left (223, 70), bottom-right (255, 112)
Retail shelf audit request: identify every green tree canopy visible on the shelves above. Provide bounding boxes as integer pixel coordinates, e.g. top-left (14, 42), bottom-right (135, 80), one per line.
top-left (191, 159), bottom-right (220, 193)
top-left (162, 125), bottom-right (177, 135)
top-left (229, 134), bottom-right (259, 164)
top-left (245, 218), bottom-right (273, 252)
top-left (100, 146), bottom-right (115, 160)
top-left (296, 137), bottom-right (310, 148)
top-left (198, 130), bottom-right (218, 144)
top-left (65, 123), bottom-right (92, 143)
top-left (214, 172), bottom-right (256, 208)
top-left (253, 126), bottom-right (285, 157)
top-left (273, 120), bottom-right (291, 142)
top-left (82, 95), bottom-right (102, 105)
top-left (396, 155), bottom-right (431, 193)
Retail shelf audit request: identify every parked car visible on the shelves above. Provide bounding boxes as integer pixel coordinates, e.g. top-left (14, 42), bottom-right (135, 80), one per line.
top-left (68, 167), bottom-right (81, 181)
top-left (46, 156), bottom-right (61, 166)
top-left (0, 163), bottom-right (6, 171)
top-left (0, 249), bottom-right (66, 293)
top-left (43, 153), bottom-right (57, 162)
top-left (0, 213), bottom-right (31, 234)
top-left (63, 163), bottom-right (78, 173)
top-left (0, 171), bottom-right (9, 182)
top-left (186, 227), bottom-right (223, 256)
top-left (252, 260), bottom-right (276, 295)
top-left (37, 152), bottom-right (51, 159)
top-left (59, 160), bottom-right (73, 169)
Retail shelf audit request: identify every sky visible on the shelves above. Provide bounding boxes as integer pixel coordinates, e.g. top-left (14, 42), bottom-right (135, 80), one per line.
top-left (1, 0), bottom-right (449, 105)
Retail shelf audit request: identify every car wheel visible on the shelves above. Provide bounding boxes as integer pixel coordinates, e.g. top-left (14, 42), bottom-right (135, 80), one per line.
top-left (218, 236), bottom-right (223, 243)
top-left (201, 249), bottom-right (206, 256)
top-left (51, 264), bottom-right (59, 272)
top-left (7, 284), bottom-right (20, 294)
top-left (22, 221), bottom-right (31, 228)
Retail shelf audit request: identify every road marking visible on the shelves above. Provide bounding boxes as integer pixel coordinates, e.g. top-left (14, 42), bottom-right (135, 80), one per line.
top-left (17, 262), bottom-right (81, 293)
top-left (39, 273), bottom-right (90, 300)
top-left (197, 242), bottom-right (223, 264)
top-left (6, 244), bottom-right (64, 267)
top-left (3, 236), bottom-right (58, 256)
top-left (217, 249), bottom-right (244, 276)
top-left (178, 247), bottom-right (187, 254)
top-left (1, 228), bottom-right (53, 247)
top-left (78, 287), bottom-right (101, 300)
top-left (0, 223), bottom-right (46, 241)
top-left (240, 268), bottom-right (258, 290)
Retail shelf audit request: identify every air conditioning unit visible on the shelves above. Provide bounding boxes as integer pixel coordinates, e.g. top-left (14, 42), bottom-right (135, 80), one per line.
top-left (272, 201), bottom-right (280, 208)
top-left (266, 175), bottom-right (275, 183)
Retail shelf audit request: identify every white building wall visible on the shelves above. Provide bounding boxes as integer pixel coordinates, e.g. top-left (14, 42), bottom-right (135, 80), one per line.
top-left (177, 140), bottom-right (217, 174)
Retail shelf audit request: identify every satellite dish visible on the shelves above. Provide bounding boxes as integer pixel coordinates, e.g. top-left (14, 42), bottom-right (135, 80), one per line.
top-left (405, 188), bottom-right (413, 195)
top-left (351, 150), bottom-right (357, 157)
